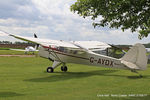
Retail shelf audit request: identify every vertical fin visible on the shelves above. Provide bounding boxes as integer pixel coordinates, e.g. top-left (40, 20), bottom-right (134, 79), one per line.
top-left (121, 43), bottom-right (147, 70)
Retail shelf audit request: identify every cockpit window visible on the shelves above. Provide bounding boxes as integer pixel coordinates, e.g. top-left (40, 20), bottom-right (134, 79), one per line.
top-left (93, 48), bottom-right (124, 58)
top-left (58, 47), bottom-right (64, 52)
top-left (48, 46), bottom-right (82, 55)
top-left (93, 50), bottom-right (107, 55)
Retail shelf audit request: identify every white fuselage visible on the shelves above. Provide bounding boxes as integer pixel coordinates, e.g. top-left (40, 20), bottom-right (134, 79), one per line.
top-left (25, 46), bottom-right (36, 52)
top-left (38, 46), bottom-right (128, 70)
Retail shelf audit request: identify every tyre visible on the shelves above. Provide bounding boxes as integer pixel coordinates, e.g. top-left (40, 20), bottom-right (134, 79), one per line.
top-left (47, 67), bottom-right (54, 73)
top-left (63, 66), bottom-right (67, 72)
top-left (61, 66), bottom-right (67, 72)
top-left (61, 66), bottom-right (64, 71)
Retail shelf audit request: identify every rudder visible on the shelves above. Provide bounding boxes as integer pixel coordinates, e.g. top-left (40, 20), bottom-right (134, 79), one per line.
top-left (121, 43), bottom-right (147, 70)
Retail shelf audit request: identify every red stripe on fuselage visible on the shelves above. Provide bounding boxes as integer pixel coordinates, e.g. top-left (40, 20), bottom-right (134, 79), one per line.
top-left (42, 46), bottom-right (89, 60)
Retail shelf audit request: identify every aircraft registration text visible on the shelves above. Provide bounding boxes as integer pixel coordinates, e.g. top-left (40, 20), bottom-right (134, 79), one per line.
top-left (90, 57), bottom-right (113, 67)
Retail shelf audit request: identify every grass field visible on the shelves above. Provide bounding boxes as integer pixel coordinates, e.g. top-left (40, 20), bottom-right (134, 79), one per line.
top-left (0, 56), bottom-right (150, 100)
top-left (0, 50), bottom-right (38, 55)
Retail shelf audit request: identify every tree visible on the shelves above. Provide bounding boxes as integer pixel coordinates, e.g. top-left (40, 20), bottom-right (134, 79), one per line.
top-left (2, 41), bottom-right (12, 44)
top-left (71, 0), bottom-right (150, 39)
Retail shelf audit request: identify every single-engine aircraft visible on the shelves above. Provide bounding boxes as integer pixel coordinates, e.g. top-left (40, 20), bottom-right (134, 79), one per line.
top-left (0, 31), bottom-right (148, 76)
top-left (10, 34), bottom-right (39, 54)
top-left (11, 46), bottom-right (38, 54)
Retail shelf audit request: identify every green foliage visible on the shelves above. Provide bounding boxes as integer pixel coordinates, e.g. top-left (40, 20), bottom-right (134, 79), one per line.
top-left (71, 0), bottom-right (150, 39)
top-left (14, 41), bottom-right (34, 45)
top-left (0, 41), bottom-right (12, 44)
top-left (0, 57), bottom-right (150, 99)
top-left (143, 43), bottom-right (150, 48)
top-left (0, 41), bottom-right (35, 45)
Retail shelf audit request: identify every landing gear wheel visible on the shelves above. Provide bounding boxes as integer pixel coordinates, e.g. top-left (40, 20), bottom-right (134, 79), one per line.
top-left (61, 66), bottom-right (64, 71)
top-left (61, 66), bottom-right (68, 72)
top-left (47, 67), bottom-right (54, 73)
top-left (63, 66), bottom-right (67, 72)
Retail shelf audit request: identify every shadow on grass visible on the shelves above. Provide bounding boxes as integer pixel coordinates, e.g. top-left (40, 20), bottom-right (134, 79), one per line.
top-left (127, 76), bottom-right (146, 79)
top-left (105, 74), bottom-right (150, 79)
top-left (25, 69), bottom-right (150, 83)
top-left (0, 92), bottom-right (24, 97)
top-left (25, 70), bottom-right (119, 82)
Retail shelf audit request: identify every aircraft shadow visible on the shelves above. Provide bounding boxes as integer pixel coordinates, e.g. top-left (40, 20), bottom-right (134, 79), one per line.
top-left (0, 92), bottom-right (24, 97)
top-left (25, 70), bottom-right (118, 82)
top-left (127, 75), bottom-right (149, 79)
top-left (24, 70), bottom-right (118, 82)
top-left (25, 70), bottom-right (150, 83)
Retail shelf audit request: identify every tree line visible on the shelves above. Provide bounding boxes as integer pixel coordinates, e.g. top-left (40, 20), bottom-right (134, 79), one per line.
top-left (117, 43), bottom-right (150, 48)
top-left (0, 41), bottom-right (34, 45)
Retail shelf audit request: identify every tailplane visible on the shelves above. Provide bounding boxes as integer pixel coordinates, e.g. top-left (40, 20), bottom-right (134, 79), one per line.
top-left (121, 43), bottom-right (147, 70)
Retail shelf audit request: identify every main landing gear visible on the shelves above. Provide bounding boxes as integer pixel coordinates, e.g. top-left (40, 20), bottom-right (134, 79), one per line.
top-left (61, 66), bottom-right (68, 72)
top-left (47, 67), bottom-right (54, 73)
top-left (46, 61), bottom-right (68, 73)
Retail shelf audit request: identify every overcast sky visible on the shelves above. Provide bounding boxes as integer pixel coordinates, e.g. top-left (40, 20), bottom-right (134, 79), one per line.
top-left (0, 0), bottom-right (149, 45)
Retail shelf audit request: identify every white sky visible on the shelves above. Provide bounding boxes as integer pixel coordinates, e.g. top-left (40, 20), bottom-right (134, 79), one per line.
top-left (0, 0), bottom-right (149, 45)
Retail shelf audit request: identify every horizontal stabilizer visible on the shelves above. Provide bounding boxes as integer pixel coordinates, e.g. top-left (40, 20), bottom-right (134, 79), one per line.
top-left (121, 60), bottom-right (140, 70)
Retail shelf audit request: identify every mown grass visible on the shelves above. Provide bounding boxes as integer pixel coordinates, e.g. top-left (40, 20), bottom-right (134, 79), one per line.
top-left (0, 48), bottom-right (10, 50)
top-left (0, 50), bottom-right (38, 55)
top-left (0, 50), bottom-right (25, 55)
top-left (0, 57), bottom-right (150, 100)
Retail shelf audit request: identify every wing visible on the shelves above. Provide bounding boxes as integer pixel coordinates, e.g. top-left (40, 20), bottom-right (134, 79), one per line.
top-left (9, 34), bottom-right (79, 48)
top-left (0, 31), bottom-right (85, 52)
top-left (73, 41), bottom-right (111, 51)
top-left (10, 49), bottom-right (26, 51)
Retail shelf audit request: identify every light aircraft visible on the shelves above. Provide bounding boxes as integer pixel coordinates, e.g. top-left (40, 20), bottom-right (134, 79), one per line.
top-left (11, 46), bottom-right (38, 54)
top-left (10, 34), bottom-right (38, 54)
top-left (0, 31), bottom-right (148, 76)
top-left (24, 46), bottom-right (38, 54)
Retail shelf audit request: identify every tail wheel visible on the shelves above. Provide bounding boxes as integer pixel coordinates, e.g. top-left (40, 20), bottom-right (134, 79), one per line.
top-left (47, 67), bottom-right (54, 73)
top-left (61, 66), bottom-right (68, 72)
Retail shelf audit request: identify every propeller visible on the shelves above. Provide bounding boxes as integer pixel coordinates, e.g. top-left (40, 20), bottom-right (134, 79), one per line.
top-left (34, 33), bottom-right (38, 38)
top-left (34, 33), bottom-right (39, 49)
